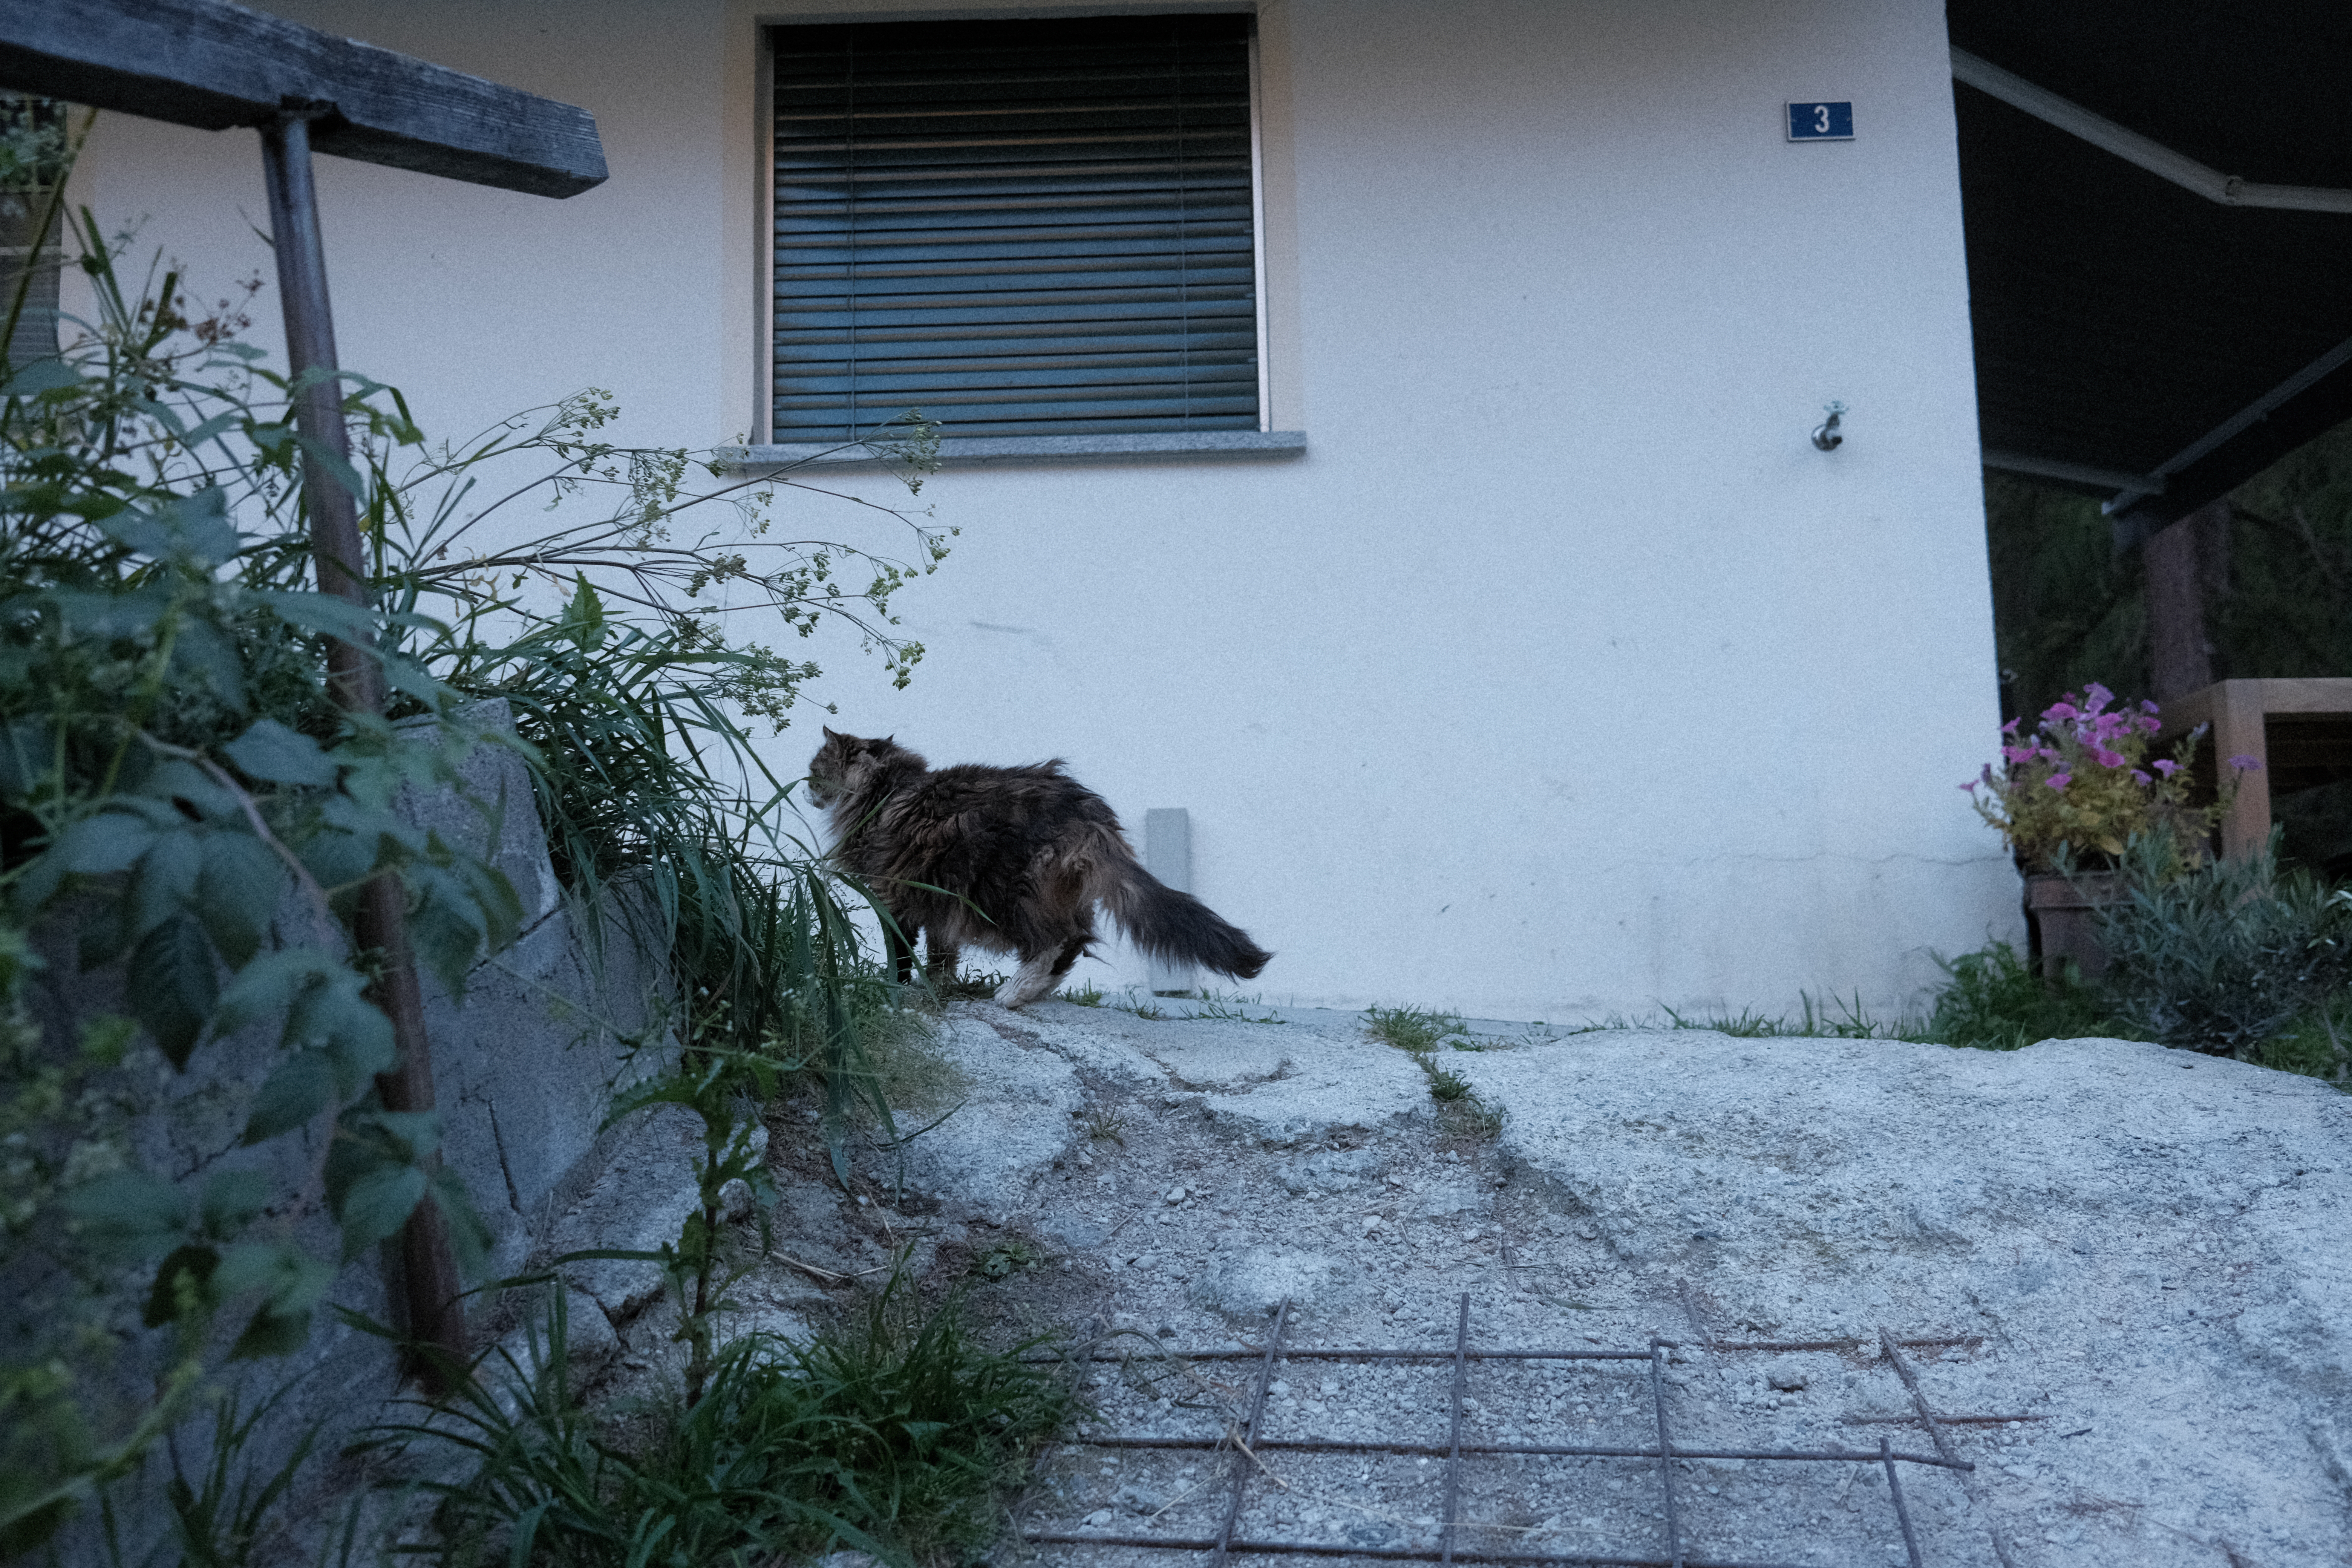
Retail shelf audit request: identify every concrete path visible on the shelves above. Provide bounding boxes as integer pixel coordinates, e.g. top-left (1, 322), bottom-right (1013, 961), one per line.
top-left (583, 998), bottom-right (2350, 1567)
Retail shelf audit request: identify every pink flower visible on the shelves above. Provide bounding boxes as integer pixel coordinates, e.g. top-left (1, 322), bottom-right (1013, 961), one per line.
top-left (2141, 700), bottom-right (2160, 714)
top-left (2229, 754), bottom-right (2262, 773)
top-left (2132, 770), bottom-right (2151, 785)
top-left (2153, 759), bottom-right (2180, 777)
top-left (1960, 779), bottom-right (1978, 792)
top-left (2003, 745), bottom-right (2038, 766)
top-left (2091, 747), bottom-right (2127, 769)
top-left (2001, 718), bottom-right (2021, 735)
top-left (2046, 772), bottom-right (2073, 790)
top-left (2136, 715), bottom-right (2161, 734)
top-left (2045, 701), bottom-right (2080, 722)
top-left (2084, 682), bottom-right (2113, 713)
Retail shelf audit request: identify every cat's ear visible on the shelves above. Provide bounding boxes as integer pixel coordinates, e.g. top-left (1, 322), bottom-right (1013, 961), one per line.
top-left (883, 734), bottom-right (896, 745)
top-left (822, 725), bottom-right (842, 741)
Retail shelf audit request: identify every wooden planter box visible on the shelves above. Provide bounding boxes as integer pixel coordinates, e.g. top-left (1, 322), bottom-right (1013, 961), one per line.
top-left (2023, 871), bottom-right (2127, 979)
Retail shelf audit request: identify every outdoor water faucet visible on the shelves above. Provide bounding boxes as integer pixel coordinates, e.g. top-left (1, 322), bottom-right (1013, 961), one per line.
top-left (1812, 401), bottom-right (1847, 451)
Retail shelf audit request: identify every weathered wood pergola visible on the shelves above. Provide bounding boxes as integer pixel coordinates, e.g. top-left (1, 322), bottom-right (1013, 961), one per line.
top-left (1, 0), bottom-right (606, 1375)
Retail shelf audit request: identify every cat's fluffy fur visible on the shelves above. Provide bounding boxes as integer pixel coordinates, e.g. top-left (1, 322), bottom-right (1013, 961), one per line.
top-left (807, 730), bottom-right (1271, 1008)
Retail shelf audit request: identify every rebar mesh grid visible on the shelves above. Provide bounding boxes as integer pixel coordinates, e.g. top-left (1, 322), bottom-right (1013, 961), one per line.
top-left (1019, 1294), bottom-right (1985, 1568)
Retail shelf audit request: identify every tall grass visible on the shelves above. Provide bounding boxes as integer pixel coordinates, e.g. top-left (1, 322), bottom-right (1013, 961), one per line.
top-left (371, 1283), bottom-right (1077, 1568)
top-left (357, 394), bottom-right (951, 1178)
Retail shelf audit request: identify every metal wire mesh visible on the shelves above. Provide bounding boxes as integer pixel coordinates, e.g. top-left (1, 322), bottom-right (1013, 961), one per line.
top-left (1020, 1294), bottom-right (1984, 1568)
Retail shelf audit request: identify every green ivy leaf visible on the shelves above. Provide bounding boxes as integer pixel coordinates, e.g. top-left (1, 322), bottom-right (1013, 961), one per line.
top-left (407, 883), bottom-right (485, 1000)
top-left (130, 914), bottom-right (220, 1069)
top-left (194, 831), bottom-right (284, 968)
top-left (142, 1244), bottom-right (220, 1327)
top-left (212, 947), bottom-right (341, 1036)
top-left (251, 589), bottom-right (379, 645)
top-left (288, 973), bottom-right (394, 1090)
top-left (52, 582), bottom-right (173, 642)
top-left (561, 574), bottom-right (608, 651)
top-left (198, 1171), bottom-right (271, 1238)
top-left (334, 1164), bottom-right (426, 1260)
top-left (137, 760), bottom-right (239, 822)
top-left (223, 718), bottom-right (338, 789)
top-left (131, 827), bottom-right (204, 942)
top-left (213, 1243), bottom-right (336, 1361)
top-left (51, 811), bottom-right (159, 877)
top-left (65, 1169), bottom-right (189, 1254)
top-left (228, 1305), bottom-right (313, 1361)
top-left (96, 488), bottom-right (238, 568)
top-left (240, 1051), bottom-right (335, 1145)
top-left (373, 1110), bottom-right (442, 1163)
top-left (170, 619), bottom-right (247, 712)
top-left (293, 821), bottom-right (373, 895)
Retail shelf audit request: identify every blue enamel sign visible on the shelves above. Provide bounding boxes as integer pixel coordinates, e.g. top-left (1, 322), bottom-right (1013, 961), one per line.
top-left (1787, 101), bottom-right (1854, 140)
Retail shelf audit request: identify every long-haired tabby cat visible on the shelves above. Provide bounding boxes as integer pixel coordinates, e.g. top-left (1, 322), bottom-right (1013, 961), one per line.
top-left (806, 729), bottom-right (1271, 1008)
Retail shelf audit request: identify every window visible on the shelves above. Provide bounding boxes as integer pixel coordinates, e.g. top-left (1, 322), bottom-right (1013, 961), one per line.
top-left (769, 14), bottom-right (1263, 443)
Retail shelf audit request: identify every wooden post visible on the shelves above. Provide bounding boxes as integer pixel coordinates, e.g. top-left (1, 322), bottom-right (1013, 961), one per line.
top-left (2145, 497), bottom-right (2231, 702)
top-left (259, 110), bottom-right (466, 1382)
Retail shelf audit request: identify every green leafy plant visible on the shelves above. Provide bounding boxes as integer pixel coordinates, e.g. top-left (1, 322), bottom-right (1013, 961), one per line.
top-left (976, 1237), bottom-right (1042, 1280)
top-left (581, 1039), bottom-right (780, 1409)
top-left (1923, 940), bottom-right (2139, 1052)
top-left (2, 184), bottom-right (950, 1552)
top-left (2096, 829), bottom-right (2352, 1058)
top-left (0, 217), bottom-right (522, 1555)
top-left (375, 1279), bottom-right (1076, 1568)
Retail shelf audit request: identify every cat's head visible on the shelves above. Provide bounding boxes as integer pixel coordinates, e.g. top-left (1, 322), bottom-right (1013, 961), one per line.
top-left (806, 728), bottom-right (918, 808)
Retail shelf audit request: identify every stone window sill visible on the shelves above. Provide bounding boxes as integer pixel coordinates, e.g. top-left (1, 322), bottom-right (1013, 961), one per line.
top-left (717, 430), bottom-right (1308, 470)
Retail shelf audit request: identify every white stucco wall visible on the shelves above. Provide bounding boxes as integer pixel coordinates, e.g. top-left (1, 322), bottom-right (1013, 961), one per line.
top-left (63, 0), bottom-right (2022, 1023)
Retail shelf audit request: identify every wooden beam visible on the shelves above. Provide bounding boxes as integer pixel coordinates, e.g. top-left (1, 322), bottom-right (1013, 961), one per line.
top-left (0, 0), bottom-right (605, 198)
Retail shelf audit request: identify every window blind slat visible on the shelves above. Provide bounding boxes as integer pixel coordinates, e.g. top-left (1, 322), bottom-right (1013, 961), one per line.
top-left (772, 14), bottom-right (1258, 439)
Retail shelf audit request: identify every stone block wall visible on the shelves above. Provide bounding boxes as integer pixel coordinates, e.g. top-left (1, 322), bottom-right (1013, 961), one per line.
top-left (16, 704), bottom-right (677, 1565)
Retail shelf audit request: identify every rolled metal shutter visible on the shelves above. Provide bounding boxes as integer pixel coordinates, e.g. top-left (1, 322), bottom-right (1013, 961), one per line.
top-left (772, 15), bottom-right (1258, 441)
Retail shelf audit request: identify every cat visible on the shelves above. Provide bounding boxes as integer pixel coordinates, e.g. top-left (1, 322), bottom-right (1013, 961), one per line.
top-left (805, 729), bottom-right (1272, 1008)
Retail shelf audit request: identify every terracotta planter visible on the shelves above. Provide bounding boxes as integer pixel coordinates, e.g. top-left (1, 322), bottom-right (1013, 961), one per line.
top-left (2023, 871), bottom-right (2128, 980)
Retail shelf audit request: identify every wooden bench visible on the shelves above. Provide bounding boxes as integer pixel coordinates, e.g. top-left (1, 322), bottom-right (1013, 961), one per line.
top-left (2156, 678), bottom-right (2352, 859)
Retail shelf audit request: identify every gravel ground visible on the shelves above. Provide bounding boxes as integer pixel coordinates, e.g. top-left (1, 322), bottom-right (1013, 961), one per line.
top-left (564, 997), bottom-right (2348, 1568)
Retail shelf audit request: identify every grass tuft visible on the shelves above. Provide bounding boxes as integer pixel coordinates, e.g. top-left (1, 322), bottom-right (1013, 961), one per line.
top-left (1922, 940), bottom-right (2135, 1052)
top-left (1426, 1068), bottom-right (1473, 1102)
top-left (1363, 1004), bottom-right (1471, 1054)
top-left (377, 1282), bottom-right (1077, 1568)
top-left (1367, 1005), bottom-right (1505, 1138)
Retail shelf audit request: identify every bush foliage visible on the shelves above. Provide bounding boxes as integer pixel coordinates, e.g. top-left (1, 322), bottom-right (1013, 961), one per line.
top-left (1, 190), bottom-right (948, 1553)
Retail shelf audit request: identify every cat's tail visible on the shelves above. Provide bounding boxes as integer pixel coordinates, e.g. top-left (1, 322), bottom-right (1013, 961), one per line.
top-left (1096, 856), bottom-right (1272, 981)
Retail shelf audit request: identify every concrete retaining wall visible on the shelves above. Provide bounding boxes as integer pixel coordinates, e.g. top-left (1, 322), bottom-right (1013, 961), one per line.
top-left (16, 706), bottom-right (678, 1565)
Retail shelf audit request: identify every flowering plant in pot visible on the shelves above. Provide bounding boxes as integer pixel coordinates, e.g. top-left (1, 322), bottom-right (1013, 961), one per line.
top-left (1965, 684), bottom-right (2259, 975)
